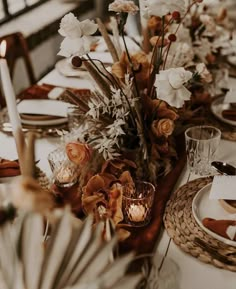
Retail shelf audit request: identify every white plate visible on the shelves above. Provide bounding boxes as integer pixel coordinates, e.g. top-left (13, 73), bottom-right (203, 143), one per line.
top-left (192, 183), bottom-right (236, 247)
top-left (211, 96), bottom-right (236, 127)
top-left (227, 55), bottom-right (236, 67)
top-left (55, 59), bottom-right (89, 77)
top-left (20, 117), bottom-right (68, 126)
top-left (17, 99), bottom-right (69, 126)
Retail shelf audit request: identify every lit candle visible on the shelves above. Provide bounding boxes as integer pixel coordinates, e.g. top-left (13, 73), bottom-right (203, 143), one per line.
top-left (55, 165), bottom-right (77, 186)
top-left (128, 204), bottom-right (146, 222)
top-left (0, 40), bottom-right (25, 168)
top-left (0, 40), bottom-right (22, 132)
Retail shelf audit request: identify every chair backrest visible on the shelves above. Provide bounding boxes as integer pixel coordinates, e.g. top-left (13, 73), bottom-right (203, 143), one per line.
top-left (0, 32), bottom-right (36, 108)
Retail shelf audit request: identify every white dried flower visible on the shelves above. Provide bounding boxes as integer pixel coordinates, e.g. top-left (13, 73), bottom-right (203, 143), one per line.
top-left (106, 119), bottom-right (126, 139)
top-left (199, 14), bottom-right (216, 36)
top-left (142, 0), bottom-right (185, 18)
top-left (109, 0), bottom-right (139, 15)
top-left (193, 38), bottom-right (215, 64)
top-left (166, 42), bottom-right (194, 68)
top-left (155, 67), bottom-right (192, 108)
top-left (94, 135), bottom-right (120, 160)
top-left (58, 13), bottom-right (98, 57)
top-left (196, 63), bottom-right (213, 83)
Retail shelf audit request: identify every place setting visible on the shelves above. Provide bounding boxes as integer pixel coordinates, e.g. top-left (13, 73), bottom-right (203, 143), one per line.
top-left (210, 88), bottom-right (236, 129)
top-left (164, 125), bottom-right (236, 271)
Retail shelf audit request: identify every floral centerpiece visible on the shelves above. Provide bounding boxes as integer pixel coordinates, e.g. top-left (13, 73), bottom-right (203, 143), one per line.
top-left (56, 0), bottom-right (229, 225)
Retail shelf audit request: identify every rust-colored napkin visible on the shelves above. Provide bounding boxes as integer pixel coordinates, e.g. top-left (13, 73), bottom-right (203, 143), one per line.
top-left (222, 109), bottom-right (236, 121)
top-left (203, 217), bottom-right (236, 240)
top-left (18, 84), bottom-right (91, 102)
top-left (0, 159), bottom-right (20, 178)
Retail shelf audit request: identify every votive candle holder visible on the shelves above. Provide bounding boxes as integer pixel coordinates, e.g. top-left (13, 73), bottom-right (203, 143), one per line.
top-left (122, 181), bottom-right (155, 227)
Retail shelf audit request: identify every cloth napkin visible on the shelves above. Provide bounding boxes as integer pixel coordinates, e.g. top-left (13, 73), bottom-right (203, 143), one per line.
top-left (222, 109), bottom-right (236, 121)
top-left (203, 217), bottom-right (236, 241)
top-left (0, 159), bottom-right (20, 178)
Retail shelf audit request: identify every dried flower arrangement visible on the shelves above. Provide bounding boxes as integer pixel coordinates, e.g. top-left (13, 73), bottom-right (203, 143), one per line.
top-left (55, 0), bottom-right (234, 224)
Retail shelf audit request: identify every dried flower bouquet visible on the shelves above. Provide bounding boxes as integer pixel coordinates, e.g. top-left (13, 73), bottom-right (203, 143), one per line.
top-left (55, 0), bottom-right (234, 225)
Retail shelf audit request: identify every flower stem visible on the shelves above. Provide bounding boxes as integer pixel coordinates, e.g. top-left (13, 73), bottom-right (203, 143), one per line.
top-left (121, 31), bottom-right (140, 99)
top-left (157, 16), bottom-right (165, 74)
top-left (163, 42), bottom-right (171, 70)
top-left (85, 54), bottom-right (115, 88)
top-left (121, 31), bottom-right (148, 159)
top-left (82, 57), bottom-right (112, 99)
top-left (85, 55), bottom-right (137, 129)
top-left (175, 0), bottom-right (199, 35)
top-left (149, 16), bottom-right (166, 98)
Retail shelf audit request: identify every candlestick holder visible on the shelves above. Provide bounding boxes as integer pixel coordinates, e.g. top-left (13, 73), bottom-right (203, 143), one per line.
top-left (122, 181), bottom-right (155, 227)
top-left (48, 147), bottom-right (79, 188)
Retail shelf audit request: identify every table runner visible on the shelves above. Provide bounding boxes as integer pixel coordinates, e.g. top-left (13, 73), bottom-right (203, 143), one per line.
top-left (120, 135), bottom-right (186, 254)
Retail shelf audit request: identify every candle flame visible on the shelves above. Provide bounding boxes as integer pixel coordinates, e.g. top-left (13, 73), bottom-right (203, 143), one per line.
top-left (0, 40), bottom-right (7, 58)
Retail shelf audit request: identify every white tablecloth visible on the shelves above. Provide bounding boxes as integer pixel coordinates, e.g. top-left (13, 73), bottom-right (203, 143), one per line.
top-left (1, 70), bottom-right (236, 289)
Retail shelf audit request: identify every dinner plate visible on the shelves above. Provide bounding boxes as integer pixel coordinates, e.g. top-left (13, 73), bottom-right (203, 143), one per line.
top-left (55, 59), bottom-right (89, 77)
top-left (192, 183), bottom-right (236, 247)
top-left (227, 55), bottom-right (236, 67)
top-left (20, 117), bottom-right (68, 126)
top-left (17, 99), bottom-right (69, 126)
top-left (211, 96), bottom-right (236, 126)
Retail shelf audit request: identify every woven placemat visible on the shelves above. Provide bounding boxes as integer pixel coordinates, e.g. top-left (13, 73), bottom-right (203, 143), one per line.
top-left (164, 177), bottom-right (236, 271)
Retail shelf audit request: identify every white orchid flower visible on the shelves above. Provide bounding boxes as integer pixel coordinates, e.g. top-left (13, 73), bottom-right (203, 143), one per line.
top-left (58, 13), bottom-right (98, 57)
top-left (155, 67), bottom-right (192, 108)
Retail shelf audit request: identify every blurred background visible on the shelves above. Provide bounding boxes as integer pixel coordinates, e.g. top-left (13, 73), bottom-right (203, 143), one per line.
top-left (0, 0), bottom-right (235, 94)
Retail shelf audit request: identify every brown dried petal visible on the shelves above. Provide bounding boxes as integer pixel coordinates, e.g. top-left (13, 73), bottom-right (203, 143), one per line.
top-left (119, 170), bottom-right (134, 186)
top-left (82, 194), bottom-right (106, 215)
top-left (111, 62), bottom-right (126, 79)
top-left (84, 174), bottom-right (105, 196)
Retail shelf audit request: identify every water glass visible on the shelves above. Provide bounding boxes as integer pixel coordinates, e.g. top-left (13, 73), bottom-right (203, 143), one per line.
top-left (122, 181), bottom-right (155, 227)
top-left (47, 147), bottom-right (79, 187)
top-left (67, 106), bottom-right (83, 131)
top-left (185, 125), bottom-right (221, 176)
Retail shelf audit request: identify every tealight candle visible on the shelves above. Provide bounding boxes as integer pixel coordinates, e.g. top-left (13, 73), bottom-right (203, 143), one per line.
top-left (128, 204), bottom-right (146, 222)
top-left (122, 181), bottom-right (155, 227)
top-left (55, 165), bottom-right (77, 186)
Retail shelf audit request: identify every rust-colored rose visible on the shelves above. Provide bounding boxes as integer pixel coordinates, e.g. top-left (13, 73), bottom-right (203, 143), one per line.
top-left (151, 118), bottom-right (174, 138)
top-left (66, 142), bottom-right (92, 165)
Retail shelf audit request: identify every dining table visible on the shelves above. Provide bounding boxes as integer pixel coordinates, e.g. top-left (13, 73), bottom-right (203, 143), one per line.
top-left (1, 63), bottom-right (236, 289)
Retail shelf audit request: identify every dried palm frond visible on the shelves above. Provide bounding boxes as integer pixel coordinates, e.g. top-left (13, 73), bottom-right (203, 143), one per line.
top-left (0, 210), bottom-right (142, 289)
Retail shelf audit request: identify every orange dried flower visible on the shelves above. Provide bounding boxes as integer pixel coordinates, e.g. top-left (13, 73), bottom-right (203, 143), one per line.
top-left (151, 118), bottom-right (175, 138)
top-left (112, 51), bottom-right (150, 89)
top-left (66, 142), bottom-right (93, 165)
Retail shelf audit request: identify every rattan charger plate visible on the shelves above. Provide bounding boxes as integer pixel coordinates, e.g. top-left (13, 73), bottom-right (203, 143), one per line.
top-left (164, 177), bottom-right (236, 271)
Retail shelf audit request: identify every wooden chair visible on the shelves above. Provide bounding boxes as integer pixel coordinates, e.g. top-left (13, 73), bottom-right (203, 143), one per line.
top-left (0, 32), bottom-right (36, 108)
